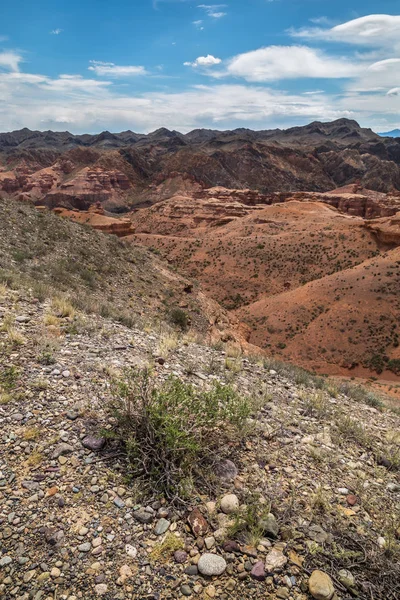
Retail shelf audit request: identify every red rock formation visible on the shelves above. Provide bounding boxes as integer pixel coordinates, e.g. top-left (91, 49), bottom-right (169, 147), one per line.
top-left (53, 207), bottom-right (135, 237)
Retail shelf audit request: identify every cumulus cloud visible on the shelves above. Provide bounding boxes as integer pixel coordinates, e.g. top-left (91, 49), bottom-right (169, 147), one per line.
top-left (184, 54), bottom-right (222, 68)
top-left (226, 46), bottom-right (360, 81)
top-left (0, 62), bottom-right (351, 133)
top-left (88, 61), bottom-right (147, 77)
top-left (290, 14), bottom-right (400, 51)
top-left (50, 29), bottom-right (63, 35)
top-left (0, 51), bottom-right (23, 72)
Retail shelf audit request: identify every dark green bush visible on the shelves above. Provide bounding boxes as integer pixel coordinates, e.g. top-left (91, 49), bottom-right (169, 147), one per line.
top-left (169, 308), bottom-right (189, 330)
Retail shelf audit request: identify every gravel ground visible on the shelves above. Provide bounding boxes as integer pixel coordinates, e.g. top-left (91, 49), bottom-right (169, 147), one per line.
top-left (1, 285), bottom-right (400, 600)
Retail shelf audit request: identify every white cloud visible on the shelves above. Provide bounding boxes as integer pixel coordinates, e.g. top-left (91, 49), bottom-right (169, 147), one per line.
top-left (50, 29), bottom-right (63, 35)
top-left (193, 20), bottom-right (204, 30)
top-left (291, 14), bottom-right (400, 51)
top-left (226, 46), bottom-right (360, 81)
top-left (44, 74), bottom-right (111, 92)
top-left (0, 51), bottom-right (23, 72)
top-left (184, 54), bottom-right (222, 68)
top-left (0, 63), bottom-right (351, 133)
top-left (88, 61), bottom-right (147, 77)
top-left (198, 4), bottom-right (227, 18)
top-left (345, 58), bottom-right (400, 93)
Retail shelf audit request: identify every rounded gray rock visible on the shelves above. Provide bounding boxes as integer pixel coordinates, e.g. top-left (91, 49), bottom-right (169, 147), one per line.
top-left (198, 553), bottom-right (227, 576)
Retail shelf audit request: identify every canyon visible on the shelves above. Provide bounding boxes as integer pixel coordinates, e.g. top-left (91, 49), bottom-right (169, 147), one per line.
top-left (1, 118), bottom-right (400, 386)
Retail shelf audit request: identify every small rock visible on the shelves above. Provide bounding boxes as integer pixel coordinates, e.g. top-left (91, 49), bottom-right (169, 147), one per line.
top-left (387, 482), bottom-right (400, 493)
top-left (213, 459), bottom-right (238, 481)
top-left (181, 584), bottom-right (192, 597)
top-left (250, 561), bottom-right (266, 581)
top-left (338, 569), bottom-right (356, 593)
top-left (198, 553), bottom-right (226, 576)
top-left (52, 443), bottom-right (74, 459)
top-left (265, 548), bottom-right (287, 573)
top-left (188, 508), bottom-right (208, 536)
top-left (346, 494), bottom-right (358, 506)
top-left (134, 508), bottom-right (154, 524)
top-left (220, 494), bottom-right (239, 514)
top-left (259, 513), bottom-right (279, 538)
top-left (82, 436), bottom-right (105, 451)
top-left (78, 542), bottom-right (91, 553)
top-left (114, 497), bottom-right (125, 509)
top-left (0, 556), bottom-right (12, 567)
top-left (204, 536), bottom-right (215, 550)
top-left (174, 550), bottom-right (188, 564)
top-left (125, 545), bottom-right (137, 559)
top-left (309, 570), bottom-right (335, 600)
top-left (94, 584), bottom-right (108, 596)
top-left (155, 518), bottom-right (170, 535)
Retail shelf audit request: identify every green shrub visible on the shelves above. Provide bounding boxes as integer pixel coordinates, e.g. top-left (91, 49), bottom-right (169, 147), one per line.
top-left (169, 308), bottom-right (189, 330)
top-left (339, 381), bottom-right (384, 409)
top-left (0, 366), bottom-right (20, 391)
top-left (107, 369), bottom-right (255, 502)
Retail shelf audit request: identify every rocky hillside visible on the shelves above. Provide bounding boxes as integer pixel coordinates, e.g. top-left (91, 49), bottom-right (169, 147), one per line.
top-left (0, 196), bottom-right (240, 346)
top-left (1, 120), bottom-right (400, 213)
top-left (1, 277), bottom-right (400, 599)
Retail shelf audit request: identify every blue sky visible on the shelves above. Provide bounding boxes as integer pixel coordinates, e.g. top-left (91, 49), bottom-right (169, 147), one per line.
top-left (0, 1), bottom-right (399, 133)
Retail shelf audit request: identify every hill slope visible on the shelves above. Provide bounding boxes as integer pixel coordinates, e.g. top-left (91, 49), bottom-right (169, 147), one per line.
top-left (1, 274), bottom-right (400, 599)
top-left (0, 196), bottom-right (239, 344)
top-left (129, 193), bottom-right (400, 379)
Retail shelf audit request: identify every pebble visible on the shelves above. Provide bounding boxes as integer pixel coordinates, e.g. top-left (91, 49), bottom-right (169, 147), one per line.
top-left (220, 493), bottom-right (239, 514)
top-left (250, 560), bottom-right (266, 581)
top-left (181, 584), bottom-right (192, 596)
top-left (309, 570), bottom-right (335, 600)
top-left (265, 548), bottom-right (287, 572)
top-left (259, 513), bottom-right (279, 538)
top-left (154, 518), bottom-right (171, 535)
top-left (94, 583), bottom-right (108, 596)
top-left (78, 542), bottom-right (91, 552)
top-left (134, 508), bottom-right (154, 524)
top-left (198, 553), bottom-right (227, 576)
top-left (81, 435), bottom-right (105, 451)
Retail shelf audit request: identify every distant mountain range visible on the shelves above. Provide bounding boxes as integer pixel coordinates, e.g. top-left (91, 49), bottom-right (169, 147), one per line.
top-left (379, 129), bottom-right (400, 138)
top-left (0, 118), bottom-right (388, 150)
top-left (1, 119), bottom-right (400, 212)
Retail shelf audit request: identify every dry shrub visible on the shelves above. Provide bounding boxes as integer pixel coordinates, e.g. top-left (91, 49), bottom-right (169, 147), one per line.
top-left (106, 369), bottom-right (255, 503)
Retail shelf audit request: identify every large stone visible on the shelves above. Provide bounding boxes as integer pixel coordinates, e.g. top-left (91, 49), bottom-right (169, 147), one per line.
top-left (309, 570), bottom-right (335, 600)
top-left (220, 494), bottom-right (239, 515)
top-left (198, 553), bottom-right (227, 577)
top-left (188, 508), bottom-right (208, 536)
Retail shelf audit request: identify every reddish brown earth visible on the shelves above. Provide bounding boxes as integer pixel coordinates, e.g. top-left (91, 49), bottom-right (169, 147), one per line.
top-left (128, 191), bottom-right (400, 379)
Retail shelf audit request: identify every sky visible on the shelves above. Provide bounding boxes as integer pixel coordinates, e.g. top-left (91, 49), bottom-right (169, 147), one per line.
top-left (0, 1), bottom-right (400, 134)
